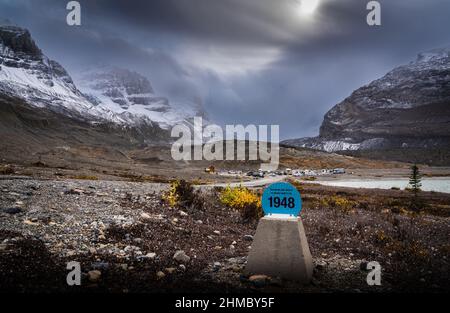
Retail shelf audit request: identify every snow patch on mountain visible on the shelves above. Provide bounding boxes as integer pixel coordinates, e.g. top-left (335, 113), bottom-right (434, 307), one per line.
top-left (74, 67), bottom-right (199, 129)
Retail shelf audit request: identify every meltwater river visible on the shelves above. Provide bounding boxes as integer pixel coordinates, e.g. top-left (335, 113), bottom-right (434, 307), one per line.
top-left (316, 178), bottom-right (450, 194)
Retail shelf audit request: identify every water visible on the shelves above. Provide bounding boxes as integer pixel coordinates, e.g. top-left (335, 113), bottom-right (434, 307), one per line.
top-left (317, 178), bottom-right (450, 194)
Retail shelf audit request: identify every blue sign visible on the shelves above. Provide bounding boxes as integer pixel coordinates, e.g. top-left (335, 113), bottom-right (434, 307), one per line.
top-left (262, 182), bottom-right (302, 217)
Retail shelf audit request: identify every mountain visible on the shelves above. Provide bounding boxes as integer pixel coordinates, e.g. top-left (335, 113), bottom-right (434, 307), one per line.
top-left (283, 47), bottom-right (450, 157)
top-left (0, 24), bottom-right (203, 133)
top-left (0, 24), bottom-right (126, 124)
top-left (0, 23), bottom-right (213, 166)
top-left (75, 66), bottom-right (203, 130)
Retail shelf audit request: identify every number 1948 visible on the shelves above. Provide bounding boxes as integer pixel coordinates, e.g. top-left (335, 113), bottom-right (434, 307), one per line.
top-left (268, 196), bottom-right (295, 208)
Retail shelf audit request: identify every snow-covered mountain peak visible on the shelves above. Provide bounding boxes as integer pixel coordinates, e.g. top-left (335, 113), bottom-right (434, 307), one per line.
top-left (0, 24), bottom-right (206, 133)
top-left (0, 25), bottom-right (125, 123)
top-left (282, 45), bottom-right (450, 153)
top-left (75, 66), bottom-right (200, 129)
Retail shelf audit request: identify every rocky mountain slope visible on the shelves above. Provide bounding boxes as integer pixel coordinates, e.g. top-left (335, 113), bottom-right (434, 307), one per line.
top-left (0, 24), bottom-right (123, 124)
top-left (283, 48), bottom-right (450, 154)
top-left (0, 23), bottom-right (202, 137)
top-left (75, 67), bottom-right (204, 130)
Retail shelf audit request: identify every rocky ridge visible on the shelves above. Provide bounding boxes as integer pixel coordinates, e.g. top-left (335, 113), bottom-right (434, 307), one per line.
top-left (283, 47), bottom-right (450, 153)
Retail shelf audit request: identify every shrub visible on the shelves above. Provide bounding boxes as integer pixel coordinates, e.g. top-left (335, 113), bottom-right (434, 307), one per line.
top-left (408, 197), bottom-right (425, 212)
top-left (373, 230), bottom-right (390, 246)
top-left (220, 186), bottom-right (262, 222)
top-left (163, 180), bottom-right (180, 207)
top-left (403, 240), bottom-right (429, 260)
top-left (0, 165), bottom-right (15, 175)
top-left (163, 180), bottom-right (203, 211)
top-left (321, 195), bottom-right (355, 213)
top-left (71, 174), bottom-right (98, 180)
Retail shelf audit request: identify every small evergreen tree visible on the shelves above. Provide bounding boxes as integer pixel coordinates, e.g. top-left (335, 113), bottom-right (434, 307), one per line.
top-left (409, 164), bottom-right (422, 197)
top-left (409, 164), bottom-right (423, 212)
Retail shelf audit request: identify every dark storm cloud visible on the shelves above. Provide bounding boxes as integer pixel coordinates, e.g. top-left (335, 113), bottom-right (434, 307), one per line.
top-left (2, 0), bottom-right (450, 139)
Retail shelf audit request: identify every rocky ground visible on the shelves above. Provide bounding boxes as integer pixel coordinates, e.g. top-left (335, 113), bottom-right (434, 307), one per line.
top-left (0, 176), bottom-right (449, 293)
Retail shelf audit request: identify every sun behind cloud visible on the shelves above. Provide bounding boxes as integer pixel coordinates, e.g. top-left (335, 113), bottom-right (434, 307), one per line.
top-left (296, 0), bottom-right (320, 16)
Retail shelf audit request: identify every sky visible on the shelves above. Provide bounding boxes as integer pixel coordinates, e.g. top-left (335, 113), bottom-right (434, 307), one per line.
top-left (1, 0), bottom-right (450, 139)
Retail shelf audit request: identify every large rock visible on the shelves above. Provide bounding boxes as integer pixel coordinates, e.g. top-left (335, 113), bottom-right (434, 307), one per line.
top-left (173, 250), bottom-right (190, 263)
top-left (87, 270), bottom-right (101, 283)
top-left (2, 207), bottom-right (23, 214)
top-left (244, 217), bottom-right (313, 283)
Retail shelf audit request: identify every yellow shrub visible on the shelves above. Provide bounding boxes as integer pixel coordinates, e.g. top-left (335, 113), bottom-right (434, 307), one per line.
top-left (163, 180), bottom-right (180, 207)
top-left (220, 186), bottom-right (262, 221)
top-left (163, 180), bottom-right (202, 210)
top-left (321, 195), bottom-right (355, 213)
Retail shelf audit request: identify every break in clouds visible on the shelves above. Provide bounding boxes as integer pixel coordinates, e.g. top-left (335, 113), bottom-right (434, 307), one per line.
top-left (2, 0), bottom-right (450, 139)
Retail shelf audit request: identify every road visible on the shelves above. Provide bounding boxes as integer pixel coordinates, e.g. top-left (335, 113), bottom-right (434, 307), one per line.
top-left (200, 175), bottom-right (287, 189)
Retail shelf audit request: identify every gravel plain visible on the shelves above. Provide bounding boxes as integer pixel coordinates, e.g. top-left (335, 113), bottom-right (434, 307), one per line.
top-left (0, 177), bottom-right (449, 293)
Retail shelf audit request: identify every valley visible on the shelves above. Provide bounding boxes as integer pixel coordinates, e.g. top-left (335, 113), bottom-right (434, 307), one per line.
top-left (1, 19), bottom-right (449, 294)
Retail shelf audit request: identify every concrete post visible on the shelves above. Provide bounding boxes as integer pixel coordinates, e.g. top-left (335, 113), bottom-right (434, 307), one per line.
top-left (244, 216), bottom-right (313, 283)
